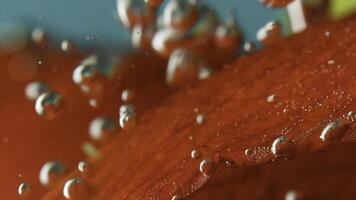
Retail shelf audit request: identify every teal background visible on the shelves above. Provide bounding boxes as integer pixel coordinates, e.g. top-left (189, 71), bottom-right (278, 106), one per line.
top-left (0, 0), bottom-right (289, 52)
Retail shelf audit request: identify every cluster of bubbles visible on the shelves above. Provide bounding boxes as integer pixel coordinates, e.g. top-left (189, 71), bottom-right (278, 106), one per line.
top-left (116, 0), bottom-right (242, 87)
top-left (16, 0), bottom-right (312, 198)
top-left (72, 54), bottom-right (119, 100)
top-left (18, 160), bottom-right (93, 199)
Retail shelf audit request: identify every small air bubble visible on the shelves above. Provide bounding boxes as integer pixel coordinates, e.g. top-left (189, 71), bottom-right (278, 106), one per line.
top-left (89, 117), bottom-right (117, 142)
top-left (35, 92), bottom-right (63, 119)
top-left (320, 119), bottom-right (348, 142)
top-left (39, 161), bottom-right (66, 187)
top-left (243, 42), bottom-right (256, 53)
top-left (63, 177), bottom-right (91, 200)
top-left (327, 60), bottom-right (335, 65)
top-left (267, 94), bottom-right (276, 103)
top-left (196, 114), bottom-right (205, 125)
top-left (271, 135), bottom-right (290, 157)
top-left (171, 195), bottom-right (182, 200)
top-left (18, 182), bottom-right (32, 197)
top-left (257, 21), bottom-right (282, 46)
top-left (61, 40), bottom-right (76, 53)
top-left (25, 81), bottom-right (50, 101)
top-left (119, 104), bottom-right (136, 130)
top-left (199, 159), bottom-right (215, 176)
top-left (166, 48), bottom-right (199, 87)
top-left (78, 161), bottom-right (92, 173)
top-left (191, 149), bottom-right (201, 159)
top-left (285, 190), bottom-right (299, 200)
top-left (85, 35), bottom-right (95, 41)
top-left (244, 148), bottom-right (253, 156)
top-left (121, 89), bottom-right (135, 102)
top-left (31, 27), bottom-right (48, 45)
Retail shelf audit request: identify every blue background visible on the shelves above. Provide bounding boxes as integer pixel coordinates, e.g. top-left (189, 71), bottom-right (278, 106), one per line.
top-left (0, 0), bottom-right (289, 52)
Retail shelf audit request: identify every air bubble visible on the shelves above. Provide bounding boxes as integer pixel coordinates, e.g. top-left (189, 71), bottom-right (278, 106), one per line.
top-left (61, 40), bottom-right (76, 53)
top-left (151, 28), bottom-right (185, 57)
top-left (214, 12), bottom-right (241, 49)
top-left (244, 148), bottom-right (253, 156)
top-left (31, 27), bottom-right (48, 45)
top-left (85, 35), bottom-right (96, 41)
top-left (119, 104), bottom-right (137, 130)
top-left (89, 117), bottom-right (117, 142)
top-left (271, 135), bottom-right (291, 157)
top-left (72, 57), bottom-right (98, 85)
top-left (35, 92), bottom-right (63, 119)
top-left (121, 89), bottom-right (135, 102)
top-left (162, 0), bottom-right (198, 31)
top-left (39, 161), bottom-right (66, 187)
top-left (196, 114), bottom-right (205, 125)
top-left (166, 48), bottom-right (199, 87)
top-left (116, 0), bottom-right (156, 28)
top-left (188, 5), bottom-right (218, 38)
top-left (320, 119), bottom-right (348, 142)
top-left (267, 94), bottom-right (276, 103)
top-left (243, 42), bottom-right (256, 53)
top-left (171, 195), bottom-right (182, 200)
top-left (198, 66), bottom-right (214, 80)
top-left (25, 81), bottom-right (50, 101)
top-left (191, 149), bottom-right (201, 159)
top-left (257, 21), bottom-right (282, 46)
top-left (78, 161), bottom-right (92, 173)
top-left (131, 25), bottom-right (155, 49)
top-left (18, 182), bottom-right (32, 197)
top-left (63, 177), bottom-right (91, 200)
top-left (285, 190), bottom-right (299, 200)
top-left (199, 159), bottom-right (215, 176)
